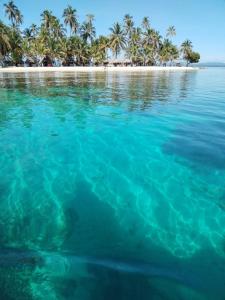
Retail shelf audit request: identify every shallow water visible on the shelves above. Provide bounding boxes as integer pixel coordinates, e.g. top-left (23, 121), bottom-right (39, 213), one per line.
top-left (0, 69), bottom-right (225, 299)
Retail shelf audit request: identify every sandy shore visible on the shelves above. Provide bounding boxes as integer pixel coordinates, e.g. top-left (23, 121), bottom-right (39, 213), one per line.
top-left (0, 66), bottom-right (198, 73)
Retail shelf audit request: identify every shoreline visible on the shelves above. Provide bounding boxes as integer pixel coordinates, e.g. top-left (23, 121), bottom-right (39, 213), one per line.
top-left (0, 66), bottom-right (198, 73)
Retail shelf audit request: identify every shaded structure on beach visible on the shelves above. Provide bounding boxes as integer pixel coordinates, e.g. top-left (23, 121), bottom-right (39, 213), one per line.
top-left (104, 59), bottom-right (132, 67)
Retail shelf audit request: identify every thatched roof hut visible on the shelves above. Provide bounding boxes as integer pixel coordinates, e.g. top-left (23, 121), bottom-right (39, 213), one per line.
top-left (25, 57), bottom-right (37, 67)
top-left (104, 59), bottom-right (132, 66)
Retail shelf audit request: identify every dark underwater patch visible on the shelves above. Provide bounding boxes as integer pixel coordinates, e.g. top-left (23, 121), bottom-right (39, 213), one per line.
top-left (0, 182), bottom-right (10, 199)
top-left (163, 121), bottom-right (225, 170)
top-left (86, 260), bottom-right (200, 300)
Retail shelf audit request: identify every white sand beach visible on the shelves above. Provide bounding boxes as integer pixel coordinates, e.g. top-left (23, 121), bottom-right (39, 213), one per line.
top-left (0, 66), bottom-right (198, 73)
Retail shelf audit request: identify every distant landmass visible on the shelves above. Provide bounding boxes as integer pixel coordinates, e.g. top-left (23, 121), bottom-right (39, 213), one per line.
top-left (192, 62), bottom-right (225, 67)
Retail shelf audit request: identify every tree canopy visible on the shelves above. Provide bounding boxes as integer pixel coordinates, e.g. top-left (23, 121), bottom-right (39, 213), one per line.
top-left (0, 1), bottom-right (200, 67)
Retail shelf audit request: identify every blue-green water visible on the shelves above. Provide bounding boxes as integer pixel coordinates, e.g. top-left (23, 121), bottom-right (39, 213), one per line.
top-left (0, 69), bottom-right (225, 299)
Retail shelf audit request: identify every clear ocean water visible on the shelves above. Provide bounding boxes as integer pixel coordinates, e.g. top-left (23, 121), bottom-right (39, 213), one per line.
top-left (0, 68), bottom-right (225, 300)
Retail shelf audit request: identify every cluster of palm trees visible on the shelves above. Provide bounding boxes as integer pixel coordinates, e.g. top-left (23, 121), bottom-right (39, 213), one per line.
top-left (0, 1), bottom-right (200, 67)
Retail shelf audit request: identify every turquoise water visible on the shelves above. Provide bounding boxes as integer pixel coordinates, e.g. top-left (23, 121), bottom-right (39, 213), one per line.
top-left (0, 69), bottom-right (225, 299)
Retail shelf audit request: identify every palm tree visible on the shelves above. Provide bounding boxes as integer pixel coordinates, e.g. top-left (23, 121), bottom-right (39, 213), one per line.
top-left (126, 27), bottom-right (142, 64)
top-left (71, 36), bottom-right (90, 65)
top-left (123, 14), bottom-right (134, 38)
top-left (169, 44), bottom-right (179, 64)
top-left (91, 35), bottom-right (109, 65)
top-left (181, 39), bottom-right (192, 50)
top-left (51, 18), bottom-right (66, 40)
top-left (151, 30), bottom-right (162, 49)
top-left (23, 28), bottom-right (33, 41)
top-left (80, 15), bottom-right (96, 44)
top-left (166, 26), bottom-right (176, 39)
top-left (0, 21), bottom-right (11, 58)
top-left (8, 27), bottom-right (23, 65)
top-left (86, 14), bottom-right (94, 24)
top-left (160, 39), bottom-right (178, 65)
top-left (142, 17), bottom-right (150, 31)
top-left (4, 1), bottom-right (23, 27)
top-left (4, 1), bottom-right (16, 25)
top-left (63, 5), bottom-right (78, 36)
top-left (109, 22), bottom-right (126, 58)
top-left (31, 37), bottom-right (48, 65)
top-left (41, 10), bottom-right (53, 30)
top-left (30, 24), bottom-right (38, 37)
top-left (57, 37), bottom-right (73, 65)
top-left (181, 39), bottom-right (193, 66)
top-left (98, 35), bottom-right (109, 55)
top-left (142, 29), bottom-right (162, 65)
top-left (14, 9), bottom-right (23, 27)
top-left (143, 29), bottom-right (162, 50)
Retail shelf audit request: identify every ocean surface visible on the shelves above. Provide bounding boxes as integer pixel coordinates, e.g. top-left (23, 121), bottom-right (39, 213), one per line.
top-left (0, 68), bottom-right (225, 300)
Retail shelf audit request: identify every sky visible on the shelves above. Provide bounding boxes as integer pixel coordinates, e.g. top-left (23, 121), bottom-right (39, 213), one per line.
top-left (0, 0), bottom-right (225, 62)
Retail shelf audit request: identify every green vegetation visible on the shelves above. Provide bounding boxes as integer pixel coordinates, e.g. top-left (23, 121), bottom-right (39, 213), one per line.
top-left (181, 40), bottom-right (200, 66)
top-left (0, 1), bottom-right (200, 67)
